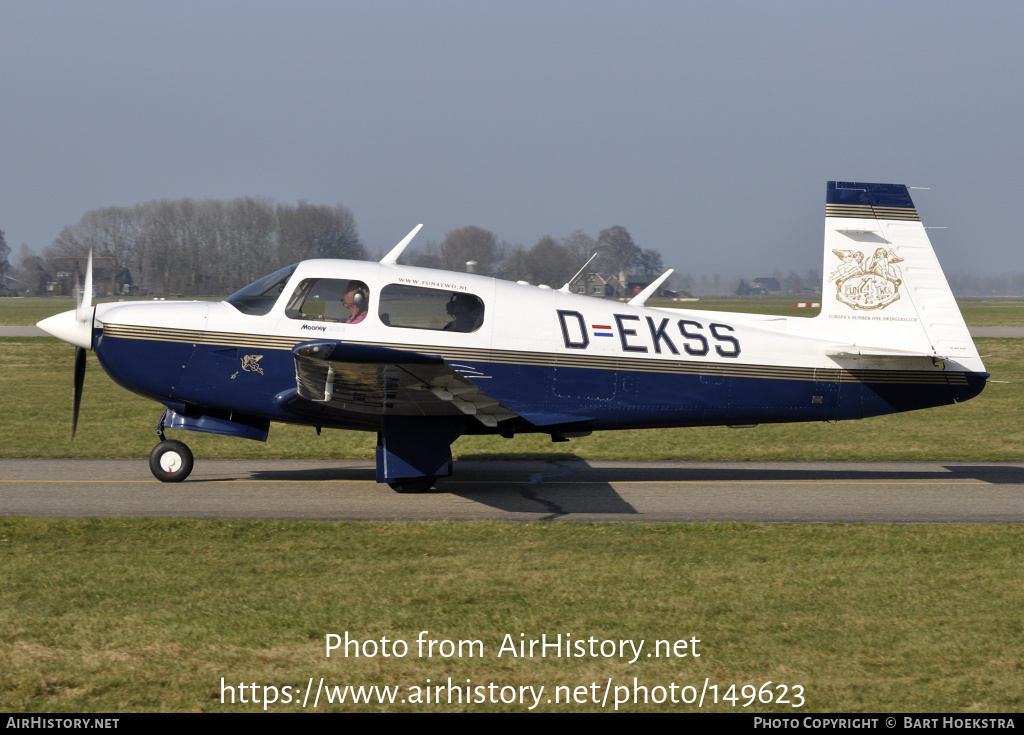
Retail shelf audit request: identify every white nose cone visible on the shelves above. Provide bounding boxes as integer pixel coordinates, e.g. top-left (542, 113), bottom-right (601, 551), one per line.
top-left (37, 309), bottom-right (94, 350)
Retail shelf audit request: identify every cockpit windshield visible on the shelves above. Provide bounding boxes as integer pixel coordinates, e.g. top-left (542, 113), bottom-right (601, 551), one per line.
top-left (224, 265), bottom-right (298, 316)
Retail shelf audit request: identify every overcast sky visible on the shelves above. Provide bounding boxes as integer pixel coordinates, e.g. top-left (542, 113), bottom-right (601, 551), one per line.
top-left (3, 0), bottom-right (1022, 280)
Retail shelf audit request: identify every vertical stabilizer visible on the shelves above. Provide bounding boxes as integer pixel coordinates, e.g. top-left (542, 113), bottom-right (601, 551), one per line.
top-left (818, 181), bottom-right (978, 362)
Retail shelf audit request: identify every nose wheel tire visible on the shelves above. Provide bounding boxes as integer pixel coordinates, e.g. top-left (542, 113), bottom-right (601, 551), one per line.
top-left (149, 440), bottom-right (194, 483)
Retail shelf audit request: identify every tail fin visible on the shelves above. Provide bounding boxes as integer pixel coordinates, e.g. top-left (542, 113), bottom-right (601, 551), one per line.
top-left (818, 181), bottom-right (979, 365)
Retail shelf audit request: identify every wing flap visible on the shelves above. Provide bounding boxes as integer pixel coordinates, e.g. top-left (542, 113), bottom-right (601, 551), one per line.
top-left (292, 340), bottom-right (519, 426)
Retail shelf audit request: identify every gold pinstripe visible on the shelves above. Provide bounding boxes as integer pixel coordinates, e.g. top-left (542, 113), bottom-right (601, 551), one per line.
top-left (825, 203), bottom-right (920, 221)
top-left (103, 324), bottom-right (297, 350)
top-left (102, 323), bottom-right (970, 386)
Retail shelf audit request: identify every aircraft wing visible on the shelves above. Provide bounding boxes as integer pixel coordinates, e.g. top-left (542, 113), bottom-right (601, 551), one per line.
top-left (288, 340), bottom-right (520, 428)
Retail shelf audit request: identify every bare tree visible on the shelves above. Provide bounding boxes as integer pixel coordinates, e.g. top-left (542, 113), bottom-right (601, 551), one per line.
top-left (0, 229), bottom-right (9, 286)
top-left (20, 253), bottom-right (50, 294)
top-left (500, 244), bottom-right (531, 282)
top-left (524, 235), bottom-right (576, 286)
top-left (633, 248), bottom-right (664, 275)
top-left (277, 202), bottom-right (365, 264)
top-left (440, 226), bottom-right (498, 273)
top-left (562, 230), bottom-right (597, 265)
top-left (404, 239), bottom-right (443, 269)
top-left (223, 197), bottom-right (276, 289)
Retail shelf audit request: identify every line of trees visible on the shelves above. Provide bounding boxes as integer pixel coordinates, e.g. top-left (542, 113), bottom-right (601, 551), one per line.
top-left (404, 224), bottom-right (665, 289)
top-left (6, 199), bottom-right (670, 297)
top-left (20, 198), bottom-right (365, 297)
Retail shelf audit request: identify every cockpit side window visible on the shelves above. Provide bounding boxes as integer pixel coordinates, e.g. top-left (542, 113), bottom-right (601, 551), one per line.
top-left (378, 284), bottom-right (484, 333)
top-left (285, 278), bottom-right (370, 324)
top-left (224, 265), bottom-right (298, 316)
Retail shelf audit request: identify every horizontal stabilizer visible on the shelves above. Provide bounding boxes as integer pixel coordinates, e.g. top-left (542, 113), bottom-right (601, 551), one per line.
top-left (827, 348), bottom-right (942, 359)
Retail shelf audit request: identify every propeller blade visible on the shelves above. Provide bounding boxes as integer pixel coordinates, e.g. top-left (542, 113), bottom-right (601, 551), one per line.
top-left (76, 247), bottom-right (93, 323)
top-left (72, 346), bottom-right (86, 439)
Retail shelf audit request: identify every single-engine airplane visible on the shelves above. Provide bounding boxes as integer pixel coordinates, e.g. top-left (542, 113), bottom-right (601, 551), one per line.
top-left (38, 182), bottom-right (988, 492)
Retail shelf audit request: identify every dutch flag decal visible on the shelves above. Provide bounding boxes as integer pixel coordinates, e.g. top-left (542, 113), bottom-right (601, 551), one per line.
top-left (592, 324), bottom-right (613, 337)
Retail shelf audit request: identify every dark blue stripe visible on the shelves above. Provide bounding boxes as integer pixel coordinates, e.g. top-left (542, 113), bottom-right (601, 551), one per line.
top-left (827, 181), bottom-right (915, 209)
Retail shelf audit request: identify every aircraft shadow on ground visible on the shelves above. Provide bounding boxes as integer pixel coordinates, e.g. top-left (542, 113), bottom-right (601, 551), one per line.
top-left (244, 457), bottom-right (635, 518)
top-left (244, 460), bottom-right (1024, 519)
top-left (534, 463), bottom-right (1024, 485)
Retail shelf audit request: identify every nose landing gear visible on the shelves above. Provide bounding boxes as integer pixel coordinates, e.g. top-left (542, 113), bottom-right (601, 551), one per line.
top-left (150, 413), bottom-right (193, 482)
top-left (149, 439), bottom-right (194, 482)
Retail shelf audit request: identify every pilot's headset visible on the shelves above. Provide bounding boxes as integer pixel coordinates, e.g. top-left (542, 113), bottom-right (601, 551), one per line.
top-left (446, 293), bottom-right (472, 315)
top-left (347, 282), bottom-right (368, 307)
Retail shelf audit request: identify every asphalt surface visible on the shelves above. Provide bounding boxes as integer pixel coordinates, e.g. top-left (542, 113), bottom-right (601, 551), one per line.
top-left (969, 327), bottom-right (1024, 337)
top-left (2, 458), bottom-right (1023, 522)
top-left (0, 326), bottom-right (49, 336)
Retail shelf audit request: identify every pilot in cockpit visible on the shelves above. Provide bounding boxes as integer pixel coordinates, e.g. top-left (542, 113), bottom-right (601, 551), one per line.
top-left (343, 281), bottom-right (369, 324)
top-left (444, 292), bottom-right (483, 332)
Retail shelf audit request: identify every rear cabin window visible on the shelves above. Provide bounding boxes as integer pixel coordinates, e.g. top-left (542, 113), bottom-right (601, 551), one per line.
top-left (378, 284), bottom-right (484, 333)
top-left (285, 278), bottom-right (370, 324)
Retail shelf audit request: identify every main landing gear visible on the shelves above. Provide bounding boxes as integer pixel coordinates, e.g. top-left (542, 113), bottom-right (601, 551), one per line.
top-left (376, 416), bottom-right (463, 495)
top-left (388, 477), bottom-right (438, 494)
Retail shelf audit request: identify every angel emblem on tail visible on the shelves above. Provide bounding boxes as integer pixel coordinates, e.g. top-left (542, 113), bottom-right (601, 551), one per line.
top-left (828, 247), bottom-right (904, 310)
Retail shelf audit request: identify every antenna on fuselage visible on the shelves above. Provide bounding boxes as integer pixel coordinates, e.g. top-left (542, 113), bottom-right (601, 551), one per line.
top-left (628, 268), bottom-right (675, 307)
top-left (380, 224), bottom-right (424, 265)
top-left (559, 252), bottom-right (599, 293)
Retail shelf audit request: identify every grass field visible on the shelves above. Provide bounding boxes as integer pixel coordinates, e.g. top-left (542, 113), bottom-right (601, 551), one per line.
top-left (2, 300), bottom-right (1023, 713)
top-left (2, 519), bottom-right (1023, 712)
top-left (0, 297), bottom-right (218, 326)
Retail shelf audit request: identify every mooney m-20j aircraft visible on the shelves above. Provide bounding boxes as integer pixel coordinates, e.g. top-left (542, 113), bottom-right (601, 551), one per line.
top-left (39, 182), bottom-right (987, 492)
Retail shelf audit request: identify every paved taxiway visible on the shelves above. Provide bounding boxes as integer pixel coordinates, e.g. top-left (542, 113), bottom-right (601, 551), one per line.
top-left (2, 459), bottom-right (1023, 522)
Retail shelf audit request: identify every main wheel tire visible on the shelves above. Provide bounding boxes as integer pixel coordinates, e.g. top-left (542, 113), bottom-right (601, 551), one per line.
top-left (149, 440), bottom-right (194, 483)
top-left (388, 477), bottom-right (437, 494)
